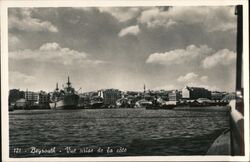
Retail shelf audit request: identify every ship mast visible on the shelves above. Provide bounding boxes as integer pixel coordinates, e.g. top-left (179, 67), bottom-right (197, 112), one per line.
top-left (56, 82), bottom-right (59, 91)
top-left (67, 76), bottom-right (71, 87)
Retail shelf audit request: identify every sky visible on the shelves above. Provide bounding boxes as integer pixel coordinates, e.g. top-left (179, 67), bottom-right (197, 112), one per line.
top-left (8, 6), bottom-right (237, 92)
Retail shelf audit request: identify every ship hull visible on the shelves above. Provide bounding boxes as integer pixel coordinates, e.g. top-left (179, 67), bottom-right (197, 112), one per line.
top-left (50, 94), bottom-right (79, 109)
top-left (146, 105), bottom-right (176, 110)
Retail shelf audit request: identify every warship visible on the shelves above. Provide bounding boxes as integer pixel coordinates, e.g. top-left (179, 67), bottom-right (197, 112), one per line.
top-left (49, 77), bottom-right (79, 109)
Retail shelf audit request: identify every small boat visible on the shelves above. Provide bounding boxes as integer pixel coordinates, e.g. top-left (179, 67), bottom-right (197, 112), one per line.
top-left (189, 98), bottom-right (229, 107)
top-left (134, 99), bottom-right (152, 108)
top-left (146, 101), bottom-right (177, 110)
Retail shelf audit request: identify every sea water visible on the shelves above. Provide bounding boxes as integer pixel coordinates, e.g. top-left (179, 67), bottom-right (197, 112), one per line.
top-left (9, 106), bottom-right (230, 157)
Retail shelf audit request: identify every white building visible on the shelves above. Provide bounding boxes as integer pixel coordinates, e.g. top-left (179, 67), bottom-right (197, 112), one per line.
top-left (25, 91), bottom-right (39, 103)
top-left (98, 89), bottom-right (121, 105)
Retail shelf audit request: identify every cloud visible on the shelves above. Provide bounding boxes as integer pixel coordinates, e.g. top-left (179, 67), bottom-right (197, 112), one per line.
top-left (202, 49), bottom-right (236, 69)
top-left (152, 73), bottom-right (211, 91)
top-left (98, 7), bottom-right (141, 22)
top-left (146, 45), bottom-right (213, 65)
top-left (176, 72), bottom-right (222, 90)
top-left (138, 6), bottom-right (236, 32)
top-left (177, 72), bottom-right (199, 83)
top-left (146, 45), bottom-right (236, 69)
top-left (177, 72), bottom-right (208, 83)
top-left (9, 34), bottom-right (20, 45)
top-left (200, 76), bottom-right (208, 82)
top-left (9, 71), bottom-right (36, 88)
top-left (138, 7), bottom-right (177, 28)
top-left (118, 25), bottom-right (140, 37)
top-left (9, 42), bottom-right (104, 66)
top-left (9, 8), bottom-right (58, 32)
top-left (39, 42), bottom-right (61, 51)
top-left (7, 7), bottom-right (236, 92)
top-left (152, 72), bottom-right (221, 91)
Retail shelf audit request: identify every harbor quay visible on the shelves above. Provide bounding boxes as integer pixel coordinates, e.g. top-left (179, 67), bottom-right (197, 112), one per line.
top-left (8, 78), bottom-right (236, 111)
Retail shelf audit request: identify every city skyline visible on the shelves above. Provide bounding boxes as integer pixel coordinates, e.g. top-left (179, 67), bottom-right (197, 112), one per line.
top-left (9, 84), bottom-right (232, 94)
top-left (9, 6), bottom-right (237, 92)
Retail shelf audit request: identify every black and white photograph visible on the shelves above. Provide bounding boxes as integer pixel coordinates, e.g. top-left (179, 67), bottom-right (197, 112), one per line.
top-left (1, 0), bottom-right (249, 161)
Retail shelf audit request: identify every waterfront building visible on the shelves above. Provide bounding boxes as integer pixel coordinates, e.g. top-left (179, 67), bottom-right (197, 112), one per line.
top-left (98, 89), bottom-right (122, 105)
top-left (144, 93), bottom-right (152, 101)
top-left (122, 91), bottom-right (132, 98)
top-left (211, 91), bottom-right (227, 100)
top-left (182, 86), bottom-right (211, 100)
top-left (78, 95), bottom-right (91, 108)
top-left (38, 91), bottom-right (50, 106)
top-left (222, 92), bottom-right (236, 101)
top-left (156, 90), bottom-right (170, 101)
top-left (9, 89), bottom-right (25, 105)
top-left (126, 91), bottom-right (140, 97)
top-left (82, 91), bottom-right (98, 98)
top-left (168, 90), bottom-right (182, 101)
top-left (122, 92), bottom-right (141, 108)
top-left (25, 90), bottom-right (39, 105)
